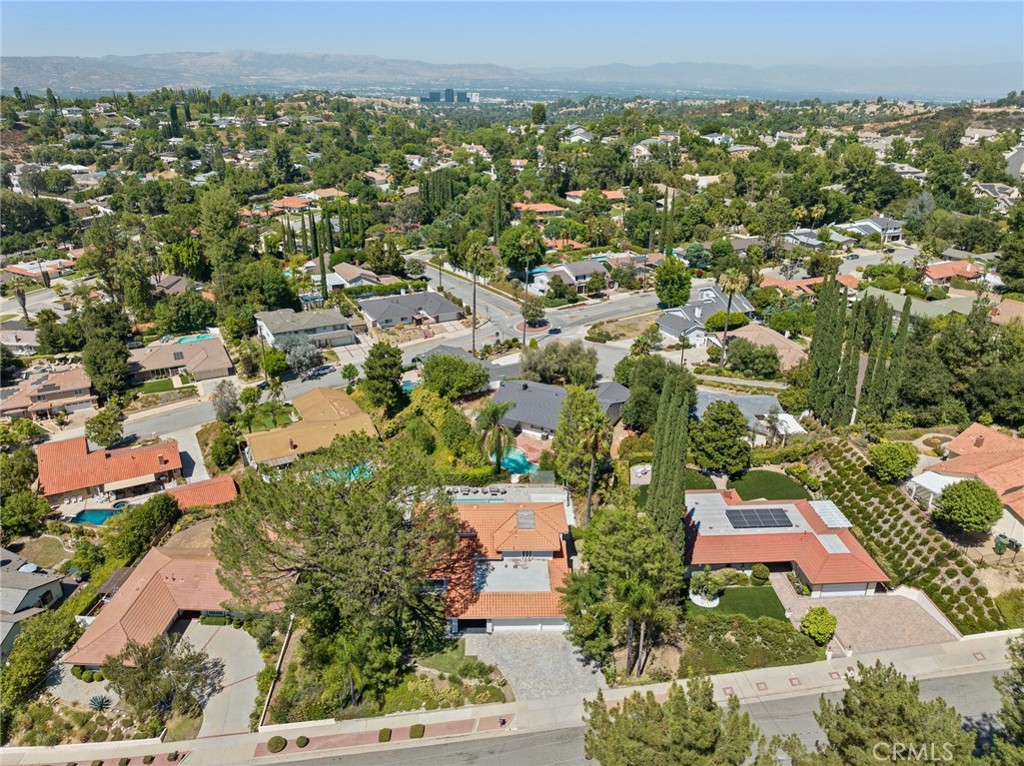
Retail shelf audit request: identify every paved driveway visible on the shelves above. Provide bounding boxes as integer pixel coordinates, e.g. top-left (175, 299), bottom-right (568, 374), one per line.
top-left (463, 632), bottom-right (606, 701)
top-left (180, 621), bottom-right (264, 737)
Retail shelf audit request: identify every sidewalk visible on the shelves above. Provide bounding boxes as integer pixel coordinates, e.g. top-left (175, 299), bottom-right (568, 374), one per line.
top-left (2, 631), bottom-right (1018, 766)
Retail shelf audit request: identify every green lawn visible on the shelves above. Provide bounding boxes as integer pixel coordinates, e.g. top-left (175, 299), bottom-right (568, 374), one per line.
top-left (417, 639), bottom-right (466, 675)
top-left (138, 378), bottom-right (176, 394)
top-left (995, 589), bottom-right (1024, 629)
top-left (727, 470), bottom-right (810, 501)
top-left (163, 712), bottom-right (202, 742)
top-left (707, 586), bottom-right (786, 620)
top-left (11, 536), bottom-right (68, 569)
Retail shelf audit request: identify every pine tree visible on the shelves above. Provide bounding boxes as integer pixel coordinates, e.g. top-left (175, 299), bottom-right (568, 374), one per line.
top-left (879, 297), bottom-right (911, 420)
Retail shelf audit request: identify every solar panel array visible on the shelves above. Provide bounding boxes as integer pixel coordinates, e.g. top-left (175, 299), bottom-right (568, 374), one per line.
top-left (725, 508), bottom-right (793, 529)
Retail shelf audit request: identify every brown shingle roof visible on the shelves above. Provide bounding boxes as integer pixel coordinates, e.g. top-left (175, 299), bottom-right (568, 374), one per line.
top-left (727, 324), bottom-right (808, 370)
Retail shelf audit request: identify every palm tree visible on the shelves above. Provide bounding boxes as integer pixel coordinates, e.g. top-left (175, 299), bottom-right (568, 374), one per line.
top-left (476, 400), bottom-right (514, 474)
top-left (580, 411), bottom-right (612, 522)
top-left (717, 268), bottom-right (750, 368)
top-left (11, 277), bottom-right (30, 322)
top-left (267, 376), bottom-right (284, 402)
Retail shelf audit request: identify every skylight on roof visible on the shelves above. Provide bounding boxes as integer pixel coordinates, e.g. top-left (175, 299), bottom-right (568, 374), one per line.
top-left (516, 510), bottom-right (536, 530)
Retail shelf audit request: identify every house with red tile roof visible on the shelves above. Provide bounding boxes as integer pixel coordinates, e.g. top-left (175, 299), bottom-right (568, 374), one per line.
top-left (923, 260), bottom-right (982, 286)
top-left (909, 423), bottom-right (1024, 541)
top-left (686, 490), bottom-right (888, 597)
top-left (437, 489), bottom-right (573, 632)
top-left (165, 475), bottom-right (237, 510)
top-left (37, 437), bottom-right (183, 505)
top-left (270, 196), bottom-right (312, 212)
top-left (63, 547), bottom-right (237, 668)
top-left (759, 273), bottom-right (860, 298)
top-left (513, 201), bottom-right (565, 218)
top-left (565, 189), bottom-right (626, 204)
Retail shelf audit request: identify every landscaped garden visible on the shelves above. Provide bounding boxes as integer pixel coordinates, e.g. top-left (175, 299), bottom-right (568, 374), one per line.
top-left (678, 612), bottom-right (823, 677)
top-left (809, 442), bottom-right (1005, 634)
top-left (727, 469), bottom-right (810, 501)
top-left (707, 586), bottom-right (786, 620)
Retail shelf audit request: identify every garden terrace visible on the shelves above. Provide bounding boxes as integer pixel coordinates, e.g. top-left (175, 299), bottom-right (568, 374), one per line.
top-left (808, 442), bottom-right (1005, 634)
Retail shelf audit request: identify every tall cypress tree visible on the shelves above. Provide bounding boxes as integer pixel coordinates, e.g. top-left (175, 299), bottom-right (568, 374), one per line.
top-left (300, 216), bottom-right (309, 255)
top-left (879, 297), bottom-right (912, 420)
top-left (860, 306), bottom-right (892, 419)
top-left (808, 278), bottom-right (845, 420)
top-left (647, 371), bottom-right (690, 549)
top-left (646, 372), bottom-right (678, 521)
top-left (833, 300), bottom-right (864, 426)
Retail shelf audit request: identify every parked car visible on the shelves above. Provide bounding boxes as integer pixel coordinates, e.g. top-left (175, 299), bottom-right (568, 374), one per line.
top-left (846, 254), bottom-right (860, 261)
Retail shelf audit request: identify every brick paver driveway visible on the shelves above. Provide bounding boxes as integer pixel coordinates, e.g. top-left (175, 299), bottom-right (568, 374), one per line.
top-left (464, 632), bottom-right (606, 700)
top-left (770, 573), bottom-right (955, 654)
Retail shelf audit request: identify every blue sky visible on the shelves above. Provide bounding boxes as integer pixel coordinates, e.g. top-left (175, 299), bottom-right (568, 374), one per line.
top-left (2, 2), bottom-right (1022, 69)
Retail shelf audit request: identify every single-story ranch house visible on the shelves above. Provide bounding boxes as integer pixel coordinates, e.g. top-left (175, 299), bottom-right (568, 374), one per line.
top-left (686, 490), bottom-right (888, 597)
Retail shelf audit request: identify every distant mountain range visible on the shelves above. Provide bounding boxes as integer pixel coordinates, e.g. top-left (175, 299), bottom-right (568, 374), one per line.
top-left (1, 50), bottom-right (1018, 101)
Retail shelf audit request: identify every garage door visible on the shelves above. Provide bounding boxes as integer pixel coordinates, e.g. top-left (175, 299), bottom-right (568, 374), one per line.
top-left (819, 582), bottom-right (867, 597)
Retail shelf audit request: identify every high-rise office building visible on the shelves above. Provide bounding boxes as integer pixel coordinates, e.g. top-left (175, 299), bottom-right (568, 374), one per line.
top-left (444, 88), bottom-right (455, 103)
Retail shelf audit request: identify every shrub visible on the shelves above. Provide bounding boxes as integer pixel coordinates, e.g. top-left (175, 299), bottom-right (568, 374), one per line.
top-left (470, 685), bottom-right (506, 704)
top-left (267, 736), bottom-right (287, 753)
top-left (716, 567), bottom-right (750, 586)
top-left (119, 758), bottom-right (130, 766)
top-left (167, 752), bottom-right (179, 762)
top-left (93, 670), bottom-right (104, 682)
top-left (751, 563), bottom-right (770, 585)
top-left (93, 761), bottom-right (104, 766)
top-left (82, 670), bottom-right (94, 683)
top-left (800, 607), bottom-right (838, 646)
top-left (91, 730), bottom-right (108, 742)
top-left (296, 735), bottom-right (309, 748)
top-left (867, 441), bottom-right (919, 483)
top-left (410, 723), bottom-right (425, 739)
top-left (378, 728), bottom-right (392, 742)
top-left (89, 694), bottom-right (111, 712)
top-left (72, 665), bottom-right (84, 679)
top-left (143, 758), bottom-right (155, 765)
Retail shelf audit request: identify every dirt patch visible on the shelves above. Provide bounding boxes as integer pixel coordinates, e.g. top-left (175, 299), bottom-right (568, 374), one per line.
top-left (591, 312), bottom-right (660, 341)
top-left (164, 517), bottom-right (215, 549)
top-left (976, 564), bottom-right (1024, 597)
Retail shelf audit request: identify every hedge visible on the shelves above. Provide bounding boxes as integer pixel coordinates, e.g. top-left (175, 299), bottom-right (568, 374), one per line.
top-left (378, 728), bottom-right (392, 742)
top-left (343, 280), bottom-right (427, 299)
top-left (410, 723), bottom-right (425, 739)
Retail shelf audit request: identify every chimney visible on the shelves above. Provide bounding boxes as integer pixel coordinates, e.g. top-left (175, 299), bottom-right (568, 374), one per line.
top-left (975, 435), bottom-right (985, 449)
top-left (289, 438), bottom-right (297, 450)
top-left (157, 453), bottom-right (164, 465)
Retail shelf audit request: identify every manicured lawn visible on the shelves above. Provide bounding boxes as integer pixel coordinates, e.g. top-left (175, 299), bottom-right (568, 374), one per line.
top-left (11, 536), bottom-right (68, 569)
top-left (138, 378), bottom-right (176, 394)
top-left (727, 469), bottom-right (810, 501)
top-left (708, 586), bottom-right (786, 620)
top-left (417, 639), bottom-right (466, 675)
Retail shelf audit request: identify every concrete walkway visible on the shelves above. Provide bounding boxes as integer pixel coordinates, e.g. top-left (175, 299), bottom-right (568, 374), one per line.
top-left (3, 630), bottom-right (1018, 766)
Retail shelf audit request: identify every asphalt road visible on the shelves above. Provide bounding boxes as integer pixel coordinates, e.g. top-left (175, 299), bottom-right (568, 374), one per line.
top-left (301, 671), bottom-right (1003, 766)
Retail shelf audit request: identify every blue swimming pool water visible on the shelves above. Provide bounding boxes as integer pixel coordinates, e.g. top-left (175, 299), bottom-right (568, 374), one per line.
top-left (177, 334), bottom-right (215, 344)
top-left (323, 465), bottom-right (373, 482)
top-left (495, 447), bottom-right (538, 474)
top-left (71, 509), bottom-right (122, 526)
top-left (401, 381), bottom-right (418, 393)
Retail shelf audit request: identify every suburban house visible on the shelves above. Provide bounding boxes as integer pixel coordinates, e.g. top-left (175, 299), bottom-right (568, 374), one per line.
top-left (594, 381), bottom-right (631, 425)
top-left (128, 338), bottom-right (234, 383)
top-left (564, 189), bottom-right (626, 204)
top-left (255, 308), bottom-right (356, 348)
top-left (701, 132), bottom-right (734, 146)
top-left (359, 292), bottom-right (463, 329)
top-left (686, 490), bottom-right (889, 597)
top-left (490, 380), bottom-right (628, 437)
top-left (972, 182), bottom-right (1021, 213)
top-left (563, 124), bottom-right (594, 143)
top-left (888, 163), bottom-right (928, 183)
top-left (531, 260), bottom-right (611, 295)
top-left (0, 328), bottom-right (39, 356)
top-left (923, 260), bottom-right (983, 287)
top-left (513, 202), bottom-right (566, 220)
top-left (4, 257), bottom-right (76, 281)
top-left (37, 437), bottom-right (183, 505)
top-left (332, 262), bottom-right (400, 289)
top-left (62, 547), bottom-right (238, 669)
top-left (726, 324), bottom-right (808, 371)
top-left (657, 284), bottom-right (756, 348)
top-left (1, 568), bottom-right (64, 660)
top-left (151, 274), bottom-right (193, 297)
top-left (0, 367), bottom-right (98, 420)
top-left (695, 390), bottom-right (804, 445)
top-left (270, 196), bottom-right (312, 212)
top-left (490, 380), bottom-right (566, 438)
top-left (990, 299), bottom-right (1024, 326)
top-left (940, 247), bottom-right (1000, 264)
top-left (862, 287), bottom-right (976, 321)
top-left (908, 423), bottom-right (1024, 541)
top-left (439, 486), bottom-right (573, 633)
top-left (782, 228), bottom-right (855, 251)
top-left (165, 475), bottom-right (238, 510)
top-left (245, 387), bottom-right (377, 468)
top-left (836, 216), bottom-right (904, 243)
top-left (759, 273), bottom-right (860, 299)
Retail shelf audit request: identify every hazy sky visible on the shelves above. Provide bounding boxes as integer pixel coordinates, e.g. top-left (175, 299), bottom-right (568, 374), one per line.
top-left (3, 1), bottom-right (1022, 69)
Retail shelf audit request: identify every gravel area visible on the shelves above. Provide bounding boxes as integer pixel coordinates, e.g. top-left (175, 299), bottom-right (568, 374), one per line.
top-left (463, 632), bottom-right (605, 700)
top-left (45, 663), bottom-right (120, 707)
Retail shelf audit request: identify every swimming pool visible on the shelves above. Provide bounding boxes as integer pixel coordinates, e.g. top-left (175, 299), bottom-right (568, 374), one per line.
top-left (70, 509), bottom-right (122, 526)
top-left (401, 381), bottom-right (418, 393)
top-left (496, 447), bottom-right (538, 475)
top-left (177, 334), bottom-right (215, 344)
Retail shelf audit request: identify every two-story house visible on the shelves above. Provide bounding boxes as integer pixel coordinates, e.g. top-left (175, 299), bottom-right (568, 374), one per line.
top-left (255, 308), bottom-right (357, 348)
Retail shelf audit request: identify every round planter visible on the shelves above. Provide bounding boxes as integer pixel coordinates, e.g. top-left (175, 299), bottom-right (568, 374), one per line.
top-left (689, 592), bottom-right (720, 608)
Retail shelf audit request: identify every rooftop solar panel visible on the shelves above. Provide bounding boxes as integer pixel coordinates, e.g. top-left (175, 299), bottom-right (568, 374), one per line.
top-left (725, 508), bottom-right (794, 529)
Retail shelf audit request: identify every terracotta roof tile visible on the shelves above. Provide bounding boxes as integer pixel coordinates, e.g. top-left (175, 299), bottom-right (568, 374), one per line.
top-left (36, 437), bottom-right (182, 498)
top-left (165, 476), bottom-right (237, 509)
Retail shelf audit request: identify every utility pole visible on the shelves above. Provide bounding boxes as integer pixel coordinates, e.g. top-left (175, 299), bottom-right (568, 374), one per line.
top-left (471, 255), bottom-right (478, 356)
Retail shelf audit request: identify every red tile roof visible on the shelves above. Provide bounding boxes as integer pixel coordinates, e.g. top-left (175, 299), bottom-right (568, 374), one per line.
top-left (688, 491), bottom-right (888, 586)
top-left (63, 547), bottom-right (234, 666)
top-left (455, 502), bottom-right (567, 558)
top-left (165, 476), bottom-right (238, 509)
top-left (514, 202), bottom-right (565, 214)
top-left (36, 437), bottom-right (182, 498)
top-left (271, 196), bottom-right (311, 210)
top-left (925, 261), bottom-right (981, 281)
top-left (936, 423), bottom-right (1024, 521)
